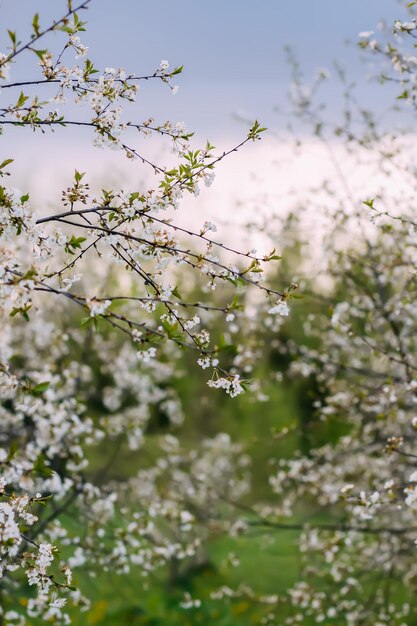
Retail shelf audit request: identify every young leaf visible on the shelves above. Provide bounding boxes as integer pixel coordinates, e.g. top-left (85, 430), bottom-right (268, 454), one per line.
top-left (32, 13), bottom-right (40, 36)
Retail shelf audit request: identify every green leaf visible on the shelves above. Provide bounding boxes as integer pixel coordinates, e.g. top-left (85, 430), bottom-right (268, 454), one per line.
top-left (397, 90), bottom-right (409, 100)
top-left (16, 91), bottom-right (29, 108)
top-left (33, 453), bottom-right (54, 477)
top-left (74, 169), bottom-right (85, 182)
top-left (83, 58), bottom-right (98, 77)
top-left (65, 235), bottom-right (87, 254)
top-left (226, 276), bottom-right (247, 288)
top-left (228, 295), bottom-right (243, 311)
top-left (264, 248), bottom-right (282, 262)
top-left (35, 494), bottom-right (53, 506)
top-left (21, 267), bottom-right (37, 280)
top-left (0, 159), bottom-right (13, 177)
top-left (10, 305), bottom-right (32, 321)
top-left (216, 334), bottom-right (237, 355)
top-left (32, 13), bottom-right (40, 36)
top-left (7, 30), bottom-right (17, 51)
top-left (248, 120), bottom-right (267, 141)
top-left (241, 259), bottom-right (261, 275)
top-left (81, 316), bottom-right (97, 329)
top-left (32, 381), bottom-right (50, 395)
top-left (170, 65), bottom-right (184, 76)
top-left (161, 319), bottom-right (182, 341)
top-left (32, 49), bottom-right (48, 60)
top-left (171, 286), bottom-right (182, 299)
top-left (7, 439), bottom-right (19, 462)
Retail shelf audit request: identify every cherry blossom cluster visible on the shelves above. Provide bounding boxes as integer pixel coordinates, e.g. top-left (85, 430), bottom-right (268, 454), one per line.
top-left (358, 15), bottom-right (417, 109)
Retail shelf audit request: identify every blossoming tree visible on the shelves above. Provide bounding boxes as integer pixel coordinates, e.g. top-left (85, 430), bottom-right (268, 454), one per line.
top-left (229, 11), bottom-right (417, 625)
top-left (0, 2), bottom-right (289, 622)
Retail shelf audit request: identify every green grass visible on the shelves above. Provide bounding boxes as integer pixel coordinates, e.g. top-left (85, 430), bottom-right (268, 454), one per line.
top-left (67, 528), bottom-right (302, 625)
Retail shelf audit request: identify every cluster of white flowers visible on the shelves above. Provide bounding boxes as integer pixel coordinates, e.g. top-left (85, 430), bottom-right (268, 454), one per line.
top-left (70, 34), bottom-right (89, 59)
top-left (202, 220), bottom-right (217, 233)
top-left (355, 16), bottom-right (417, 108)
top-left (393, 19), bottom-right (417, 32)
top-left (183, 314), bottom-right (200, 330)
top-left (86, 298), bottom-right (111, 317)
top-left (268, 299), bottom-right (290, 317)
top-left (136, 346), bottom-right (157, 363)
top-left (93, 106), bottom-right (126, 150)
top-left (207, 374), bottom-right (244, 397)
top-left (0, 187), bottom-right (34, 239)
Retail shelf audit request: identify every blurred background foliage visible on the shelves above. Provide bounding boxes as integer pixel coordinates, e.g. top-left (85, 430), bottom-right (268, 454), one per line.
top-left (39, 226), bottom-right (344, 626)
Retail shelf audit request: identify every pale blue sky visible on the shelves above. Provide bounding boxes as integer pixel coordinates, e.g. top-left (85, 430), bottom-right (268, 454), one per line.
top-left (0, 1), bottom-right (412, 238)
top-left (0, 1), bottom-right (410, 139)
